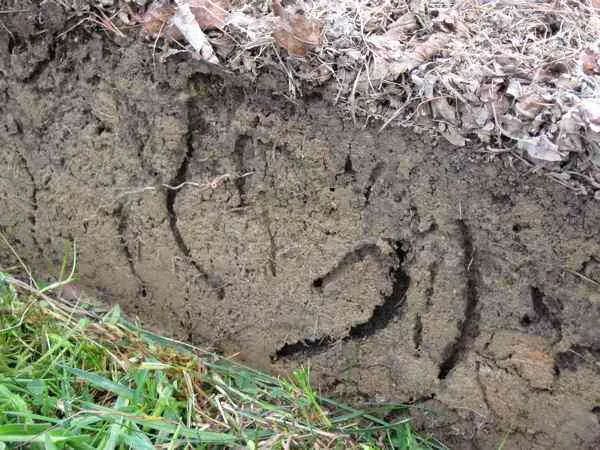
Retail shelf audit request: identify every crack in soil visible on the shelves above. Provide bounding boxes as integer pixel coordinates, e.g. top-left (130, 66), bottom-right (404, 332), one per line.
top-left (233, 134), bottom-right (251, 208)
top-left (129, 104), bottom-right (157, 179)
top-left (165, 99), bottom-right (225, 299)
top-left (114, 202), bottom-right (147, 298)
top-left (20, 40), bottom-right (56, 83)
top-left (425, 260), bottom-right (439, 311)
top-left (14, 150), bottom-right (42, 256)
top-left (438, 218), bottom-right (481, 379)
top-left (591, 406), bottom-right (600, 425)
top-left (363, 163), bottom-right (384, 207)
top-left (413, 313), bottom-right (423, 352)
top-left (262, 208), bottom-right (277, 277)
top-left (530, 286), bottom-right (563, 344)
top-left (272, 240), bottom-right (410, 361)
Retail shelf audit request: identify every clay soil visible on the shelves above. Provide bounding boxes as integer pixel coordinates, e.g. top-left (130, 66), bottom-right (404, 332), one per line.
top-left (1, 3), bottom-right (600, 449)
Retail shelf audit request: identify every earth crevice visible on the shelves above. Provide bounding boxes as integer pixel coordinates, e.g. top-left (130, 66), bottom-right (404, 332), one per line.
top-left (14, 149), bottom-right (42, 256)
top-left (438, 219), bottom-right (481, 379)
top-left (262, 209), bottom-right (277, 277)
top-left (165, 100), bottom-right (225, 299)
top-left (114, 202), bottom-right (146, 297)
top-left (363, 162), bottom-right (384, 207)
top-left (19, 40), bottom-right (55, 83)
top-left (232, 134), bottom-right (251, 208)
top-left (273, 240), bottom-right (410, 360)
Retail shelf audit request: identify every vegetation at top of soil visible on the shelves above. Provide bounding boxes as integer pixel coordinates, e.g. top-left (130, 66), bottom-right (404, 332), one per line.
top-left (0, 253), bottom-right (446, 449)
top-left (107, 0), bottom-right (600, 195)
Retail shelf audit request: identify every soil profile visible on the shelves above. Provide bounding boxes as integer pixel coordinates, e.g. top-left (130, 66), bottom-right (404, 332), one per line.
top-left (1, 3), bottom-right (599, 448)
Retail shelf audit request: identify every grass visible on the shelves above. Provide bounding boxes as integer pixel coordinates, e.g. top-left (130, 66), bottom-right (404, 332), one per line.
top-left (0, 261), bottom-right (446, 449)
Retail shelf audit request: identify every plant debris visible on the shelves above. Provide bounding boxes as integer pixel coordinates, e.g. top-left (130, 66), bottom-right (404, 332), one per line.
top-left (172, 0), bottom-right (219, 63)
top-left (189, 0), bottom-right (229, 30)
top-left (115, 0), bottom-right (600, 195)
top-left (271, 0), bottom-right (323, 56)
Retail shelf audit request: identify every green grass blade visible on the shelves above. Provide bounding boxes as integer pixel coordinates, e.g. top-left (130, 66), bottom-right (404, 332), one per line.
top-left (62, 366), bottom-right (134, 400)
top-left (118, 422), bottom-right (155, 450)
top-left (99, 396), bottom-right (128, 450)
top-left (0, 384), bottom-right (32, 417)
top-left (128, 418), bottom-right (237, 444)
top-left (43, 432), bottom-right (58, 450)
top-left (0, 423), bottom-right (87, 444)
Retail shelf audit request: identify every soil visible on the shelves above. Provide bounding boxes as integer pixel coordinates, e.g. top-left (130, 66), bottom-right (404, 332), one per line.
top-left (1, 3), bottom-right (600, 449)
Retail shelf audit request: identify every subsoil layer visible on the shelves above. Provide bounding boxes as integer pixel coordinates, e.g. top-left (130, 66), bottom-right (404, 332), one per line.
top-left (1, 3), bottom-right (600, 449)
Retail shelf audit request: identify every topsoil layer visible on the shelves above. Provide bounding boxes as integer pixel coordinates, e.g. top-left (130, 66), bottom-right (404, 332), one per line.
top-left (1, 3), bottom-right (600, 449)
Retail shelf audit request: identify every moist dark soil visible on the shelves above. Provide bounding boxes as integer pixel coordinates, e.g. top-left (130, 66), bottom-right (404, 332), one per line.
top-left (1, 3), bottom-right (599, 449)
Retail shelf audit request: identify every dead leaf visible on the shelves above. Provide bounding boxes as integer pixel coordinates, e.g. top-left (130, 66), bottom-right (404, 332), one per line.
top-left (441, 125), bottom-right (466, 146)
top-left (432, 97), bottom-right (457, 124)
top-left (556, 115), bottom-right (583, 153)
top-left (581, 48), bottom-right (600, 75)
top-left (141, 0), bottom-right (178, 36)
top-left (271, 0), bottom-right (322, 57)
top-left (580, 99), bottom-right (600, 133)
top-left (522, 135), bottom-right (563, 162)
top-left (388, 12), bottom-right (418, 35)
top-left (515, 94), bottom-right (544, 119)
top-left (370, 32), bottom-right (446, 80)
top-left (501, 113), bottom-right (524, 135)
top-left (189, 0), bottom-right (229, 30)
top-left (412, 33), bottom-right (446, 64)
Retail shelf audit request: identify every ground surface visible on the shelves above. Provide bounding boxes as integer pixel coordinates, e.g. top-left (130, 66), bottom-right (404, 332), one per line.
top-left (1, 3), bottom-right (600, 449)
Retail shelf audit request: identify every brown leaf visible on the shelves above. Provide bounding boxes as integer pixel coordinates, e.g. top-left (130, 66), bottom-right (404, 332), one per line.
top-left (581, 48), bottom-right (600, 76)
top-left (523, 135), bottom-right (563, 162)
top-left (515, 94), bottom-right (544, 119)
top-left (141, 0), bottom-right (177, 35)
top-left (189, 0), bottom-right (229, 30)
top-left (271, 0), bottom-right (322, 57)
top-left (388, 12), bottom-right (418, 35)
top-left (412, 33), bottom-right (446, 64)
top-left (370, 32), bottom-right (447, 79)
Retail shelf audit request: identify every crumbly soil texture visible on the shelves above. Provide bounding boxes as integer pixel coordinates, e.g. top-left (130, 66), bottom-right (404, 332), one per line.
top-left (1, 3), bottom-right (600, 449)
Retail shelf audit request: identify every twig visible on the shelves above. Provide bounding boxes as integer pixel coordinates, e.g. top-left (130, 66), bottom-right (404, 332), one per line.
top-left (350, 66), bottom-right (363, 126)
top-left (566, 269), bottom-right (600, 289)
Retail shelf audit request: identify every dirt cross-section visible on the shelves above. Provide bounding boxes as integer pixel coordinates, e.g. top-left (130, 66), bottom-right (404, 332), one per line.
top-left (1, 2), bottom-right (599, 449)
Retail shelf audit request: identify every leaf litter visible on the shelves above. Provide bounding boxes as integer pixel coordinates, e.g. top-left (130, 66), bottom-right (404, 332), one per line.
top-left (105, 0), bottom-right (600, 195)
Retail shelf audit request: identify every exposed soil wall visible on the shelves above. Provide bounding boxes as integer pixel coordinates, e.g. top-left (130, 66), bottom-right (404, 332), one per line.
top-left (1, 4), bottom-right (600, 449)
